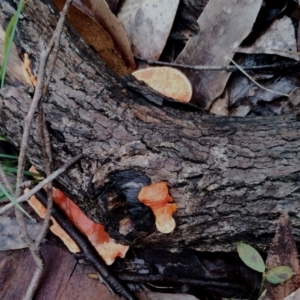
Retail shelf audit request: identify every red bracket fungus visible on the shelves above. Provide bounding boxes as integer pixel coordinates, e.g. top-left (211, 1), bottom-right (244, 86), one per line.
top-left (27, 174), bottom-right (129, 265)
top-left (138, 182), bottom-right (177, 234)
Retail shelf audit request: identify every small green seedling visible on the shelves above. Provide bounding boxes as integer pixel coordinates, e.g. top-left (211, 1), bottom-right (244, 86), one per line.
top-left (237, 242), bottom-right (293, 296)
top-left (0, 142), bottom-right (39, 219)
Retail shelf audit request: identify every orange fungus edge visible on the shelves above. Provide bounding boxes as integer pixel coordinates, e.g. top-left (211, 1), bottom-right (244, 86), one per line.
top-left (138, 182), bottom-right (177, 234)
top-left (26, 182), bottom-right (129, 265)
top-left (132, 67), bottom-right (192, 102)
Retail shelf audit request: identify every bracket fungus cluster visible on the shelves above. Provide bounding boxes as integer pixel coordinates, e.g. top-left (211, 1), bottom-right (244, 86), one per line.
top-left (28, 187), bottom-right (129, 265)
top-left (138, 182), bottom-right (177, 234)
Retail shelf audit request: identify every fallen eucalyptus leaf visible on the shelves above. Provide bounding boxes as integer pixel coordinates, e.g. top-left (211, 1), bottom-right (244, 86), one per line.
top-left (175, 0), bottom-right (262, 109)
top-left (264, 213), bottom-right (300, 300)
top-left (238, 16), bottom-right (299, 61)
top-left (0, 216), bottom-right (43, 251)
top-left (73, 0), bottom-right (135, 70)
top-left (117, 0), bottom-right (180, 60)
top-left (52, 0), bottom-right (132, 76)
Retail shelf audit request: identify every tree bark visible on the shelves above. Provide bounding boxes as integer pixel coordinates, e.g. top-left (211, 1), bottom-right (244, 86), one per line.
top-left (1, 0), bottom-right (300, 252)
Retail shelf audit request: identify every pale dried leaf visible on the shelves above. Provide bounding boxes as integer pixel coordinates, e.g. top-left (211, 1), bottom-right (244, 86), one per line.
top-left (281, 88), bottom-right (300, 114)
top-left (0, 217), bottom-right (43, 251)
top-left (73, 0), bottom-right (135, 70)
top-left (0, 27), bottom-right (28, 86)
top-left (175, 0), bottom-right (262, 109)
top-left (230, 104), bottom-right (252, 117)
top-left (117, 0), bottom-right (180, 60)
top-left (136, 291), bottom-right (200, 300)
top-left (283, 287), bottom-right (300, 300)
top-left (209, 90), bottom-right (229, 116)
top-left (252, 76), bottom-right (294, 102)
top-left (264, 213), bottom-right (300, 300)
top-left (228, 75), bottom-right (254, 106)
top-left (239, 16), bottom-right (299, 61)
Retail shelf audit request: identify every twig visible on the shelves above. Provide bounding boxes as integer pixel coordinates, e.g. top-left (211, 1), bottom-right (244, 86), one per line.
top-left (228, 57), bottom-right (289, 97)
top-left (117, 273), bottom-right (243, 290)
top-left (34, 189), bottom-right (138, 300)
top-left (135, 56), bottom-right (299, 72)
top-left (0, 153), bottom-right (83, 215)
top-left (0, 163), bottom-right (14, 195)
top-left (35, 103), bottom-right (53, 246)
top-left (20, 180), bottom-right (33, 189)
top-left (12, 1), bottom-right (74, 299)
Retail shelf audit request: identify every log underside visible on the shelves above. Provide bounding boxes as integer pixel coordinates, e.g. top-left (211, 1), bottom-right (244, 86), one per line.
top-left (1, 0), bottom-right (300, 252)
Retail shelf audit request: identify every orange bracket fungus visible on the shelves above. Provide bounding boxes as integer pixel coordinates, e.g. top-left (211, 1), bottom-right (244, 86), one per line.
top-left (28, 186), bottom-right (129, 265)
top-left (132, 66), bottom-right (192, 102)
top-left (138, 182), bottom-right (177, 234)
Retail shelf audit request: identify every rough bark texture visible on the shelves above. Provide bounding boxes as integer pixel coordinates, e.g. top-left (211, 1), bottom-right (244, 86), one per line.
top-left (1, 0), bottom-right (300, 252)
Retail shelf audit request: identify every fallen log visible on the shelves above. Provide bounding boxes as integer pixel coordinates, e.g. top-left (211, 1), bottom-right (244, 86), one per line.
top-left (1, 0), bottom-right (300, 252)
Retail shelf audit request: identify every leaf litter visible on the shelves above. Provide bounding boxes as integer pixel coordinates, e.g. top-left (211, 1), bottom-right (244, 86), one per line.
top-left (3, 0), bottom-right (300, 299)
top-left (175, 0), bottom-right (263, 109)
top-left (117, 0), bottom-right (180, 60)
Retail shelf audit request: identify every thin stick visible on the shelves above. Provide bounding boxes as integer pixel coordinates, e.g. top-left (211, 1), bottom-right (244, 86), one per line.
top-left (228, 57), bottom-right (289, 97)
top-left (34, 189), bottom-right (138, 300)
top-left (135, 56), bottom-right (299, 72)
top-left (0, 163), bottom-right (14, 195)
top-left (12, 1), bottom-right (74, 299)
top-left (0, 153), bottom-right (83, 215)
top-left (35, 103), bottom-right (53, 246)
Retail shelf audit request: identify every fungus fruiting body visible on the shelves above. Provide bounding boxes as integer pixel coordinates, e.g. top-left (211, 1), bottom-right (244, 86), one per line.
top-left (138, 182), bottom-right (177, 234)
top-left (132, 66), bottom-right (192, 102)
top-left (27, 186), bottom-right (129, 265)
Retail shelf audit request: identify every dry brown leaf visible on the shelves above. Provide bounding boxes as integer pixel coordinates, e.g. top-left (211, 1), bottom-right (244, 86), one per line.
top-left (52, 0), bottom-right (131, 76)
top-left (209, 90), bottom-right (229, 116)
top-left (136, 291), bottom-right (200, 300)
top-left (239, 16), bottom-right (299, 61)
top-left (73, 0), bottom-right (135, 70)
top-left (281, 88), bottom-right (300, 114)
top-left (283, 286), bottom-right (300, 300)
top-left (230, 103), bottom-right (252, 117)
top-left (117, 0), bottom-right (180, 60)
top-left (0, 26), bottom-right (28, 86)
top-left (175, 0), bottom-right (262, 109)
top-left (264, 213), bottom-right (300, 300)
top-left (0, 217), bottom-right (43, 251)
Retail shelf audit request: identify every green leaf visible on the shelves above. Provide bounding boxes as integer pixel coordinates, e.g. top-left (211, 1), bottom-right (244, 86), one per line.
top-left (0, 154), bottom-right (18, 159)
top-left (0, 182), bottom-right (35, 221)
top-left (0, 136), bottom-right (7, 141)
top-left (1, 166), bottom-right (38, 176)
top-left (0, 0), bottom-right (25, 88)
top-left (237, 242), bottom-right (265, 273)
top-left (266, 266), bottom-right (293, 284)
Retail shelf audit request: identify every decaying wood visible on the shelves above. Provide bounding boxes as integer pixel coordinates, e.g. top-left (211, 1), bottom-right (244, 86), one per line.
top-left (0, 243), bottom-right (123, 300)
top-left (1, 0), bottom-right (300, 252)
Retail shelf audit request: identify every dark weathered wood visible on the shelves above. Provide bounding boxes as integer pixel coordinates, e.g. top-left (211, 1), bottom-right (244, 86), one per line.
top-left (1, 0), bottom-right (300, 252)
top-left (0, 243), bottom-right (124, 300)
